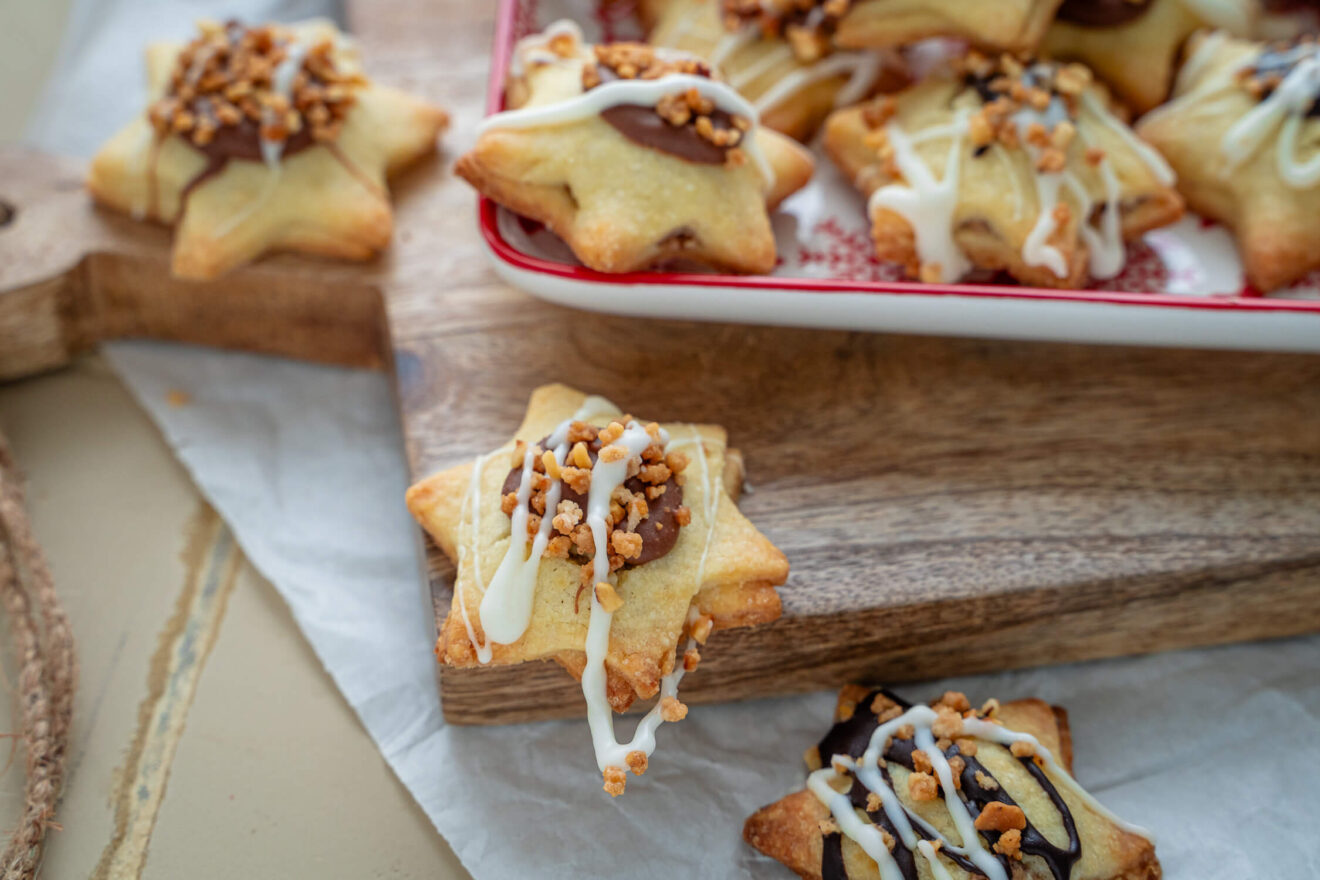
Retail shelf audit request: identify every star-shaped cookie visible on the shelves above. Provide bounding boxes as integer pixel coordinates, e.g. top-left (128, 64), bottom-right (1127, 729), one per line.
top-left (641, 0), bottom-right (908, 142)
top-left (795, 0), bottom-right (1063, 53)
top-left (1137, 31), bottom-right (1320, 291)
top-left (87, 19), bottom-right (447, 280)
top-left (1042, 0), bottom-right (1256, 114)
top-left (456, 22), bottom-right (815, 274)
top-left (406, 384), bottom-right (788, 792)
top-left (744, 686), bottom-right (1161, 880)
top-left (824, 53), bottom-right (1183, 287)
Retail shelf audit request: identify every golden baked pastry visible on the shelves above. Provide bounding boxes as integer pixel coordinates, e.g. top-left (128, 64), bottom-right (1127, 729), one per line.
top-left (824, 52), bottom-right (1184, 287)
top-left (1137, 31), bottom-right (1320, 291)
top-left (405, 384), bottom-right (788, 795)
top-left (744, 686), bottom-right (1161, 880)
top-left (641, 0), bottom-right (908, 142)
top-left (716, 0), bottom-right (1063, 53)
top-left (87, 19), bottom-right (447, 280)
top-left (1042, 0), bottom-right (1257, 114)
top-left (455, 21), bottom-right (815, 274)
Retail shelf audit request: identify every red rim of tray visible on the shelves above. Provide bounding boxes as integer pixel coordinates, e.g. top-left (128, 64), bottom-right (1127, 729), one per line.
top-left (479, 0), bottom-right (1320, 316)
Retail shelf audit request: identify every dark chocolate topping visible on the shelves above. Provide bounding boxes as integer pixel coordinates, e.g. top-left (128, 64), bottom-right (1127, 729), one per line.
top-left (600, 104), bottom-right (733, 164)
top-left (1247, 42), bottom-right (1320, 116)
top-left (815, 688), bottom-right (1082, 880)
top-left (1056, 0), bottom-right (1154, 27)
top-left (502, 434), bottom-right (684, 567)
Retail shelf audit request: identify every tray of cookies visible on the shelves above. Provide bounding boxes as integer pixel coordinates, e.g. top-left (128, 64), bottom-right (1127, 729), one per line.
top-left (468, 0), bottom-right (1320, 352)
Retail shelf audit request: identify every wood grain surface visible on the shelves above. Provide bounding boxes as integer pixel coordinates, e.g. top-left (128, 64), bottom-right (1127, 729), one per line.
top-left (1, 0), bottom-right (1317, 725)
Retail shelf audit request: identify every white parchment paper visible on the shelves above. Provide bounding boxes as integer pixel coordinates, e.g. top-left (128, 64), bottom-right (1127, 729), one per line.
top-left (24, 2), bottom-right (1320, 876)
top-left (103, 340), bottom-right (1320, 879)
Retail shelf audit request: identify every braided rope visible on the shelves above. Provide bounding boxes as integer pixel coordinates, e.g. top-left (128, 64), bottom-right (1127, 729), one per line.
top-left (0, 434), bottom-right (77, 880)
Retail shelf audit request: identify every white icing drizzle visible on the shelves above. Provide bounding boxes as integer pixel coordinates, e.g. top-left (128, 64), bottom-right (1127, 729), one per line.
top-left (959, 716), bottom-right (1153, 839)
top-left (260, 39), bottom-right (310, 167)
top-left (809, 702), bottom-right (1153, 880)
top-left (807, 768), bottom-right (909, 880)
top-left (917, 840), bottom-right (955, 880)
top-left (456, 395), bottom-right (615, 660)
top-left (1078, 91), bottom-right (1176, 186)
top-left (458, 451), bottom-right (498, 663)
top-left (1178, 30), bottom-right (1233, 91)
top-left (454, 403), bottom-right (723, 778)
top-left (1220, 44), bottom-right (1320, 189)
top-left (213, 166), bottom-right (284, 238)
top-left (1065, 148), bottom-right (1125, 279)
top-left (682, 15), bottom-right (886, 117)
top-left (479, 71), bottom-right (774, 189)
top-left (583, 426), bottom-right (719, 773)
top-left (867, 109), bottom-right (973, 284)
top-left (478, 423), bottom-right (571, 644)
top-left (508, 18), bottom-right (585, 78)
top-left (872, 69), bottom-right (1176, 283)
top-left (1021, 171), bottom-right (1069, 279)
top-left (731, 44), bottom-right (796, 90)
top-left (1011, 90), bottom-right (1074, 278)
top-left (752, 51), bottom-right (885, 114)
top-left (1276, 112), bottom-right (1320, 187)
top-left (711, 26), bottom-right (759, 68)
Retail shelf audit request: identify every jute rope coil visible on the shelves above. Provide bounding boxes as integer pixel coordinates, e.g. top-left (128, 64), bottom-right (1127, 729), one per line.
top-left (0, 434), bottom-right (77, 880)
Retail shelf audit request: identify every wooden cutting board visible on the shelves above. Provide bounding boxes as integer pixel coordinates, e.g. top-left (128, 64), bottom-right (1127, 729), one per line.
top-left (2, 0), bottom-right (1319, 725)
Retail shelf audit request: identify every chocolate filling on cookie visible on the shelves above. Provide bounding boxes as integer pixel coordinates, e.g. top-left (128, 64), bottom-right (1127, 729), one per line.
top-left (1241, 36), bottom-right (1320, 117)
top-left (501, 421), bottom-right (690, 586)
top-left (146, 20), bottom-right (368, 207)
top-left (814, 690), bottom-right (1082, 880)
top-left (721, 0), bottom-right (853, 61)
top-left (583, 43), bottom-right (752, 163)
top-left (1055, 0), bottom-right (1154, 28)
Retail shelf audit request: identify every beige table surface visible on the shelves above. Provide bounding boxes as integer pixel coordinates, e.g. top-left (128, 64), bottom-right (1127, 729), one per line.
top-left (0, 358), bottom-right (471, 878)
top-left (0, 7), bottom-right (471, 878)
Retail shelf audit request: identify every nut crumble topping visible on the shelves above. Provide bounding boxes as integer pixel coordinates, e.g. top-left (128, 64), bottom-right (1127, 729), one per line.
top-left (581, 43), bottom-right (752, 156)
top-left (503, 421), bottom-right (690, 601)
top-left (721, 0), bottom-right (854, 62)
top-left (149, 20), bottom-right (362, 153)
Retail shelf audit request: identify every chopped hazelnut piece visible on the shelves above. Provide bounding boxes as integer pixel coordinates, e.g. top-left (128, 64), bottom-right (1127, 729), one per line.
top-left (931, 706), bottom-right (964, 740)
top-left (1010, 740), bottom-right (1036, 758)
top-left (683, 647), bottom-right (701, 671)
top-left (626, 750), bottom-right (649, 775)
top-left (690, 613), bottom-right (714, 645)
top-left (541, 449), bottom-right (562, 481)
top-left (947, 755), bottom-right (965, 788)
top-left (610, 530), bottom-right (643, 560)
top-left (908, 772), bottom-right (939, 801)
top-left (994, 828), bottom-right (1023, 859)
top-left (599, 443), bottom-right (628, 464)
top-left (974, 801), bottom-right (1026, 832)
top-left (660, 696), bottom-right (688, 722)
top-left (603, 766), bottom-right (627, 796)
top-left (594, 581), bottom-right (624, 613)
